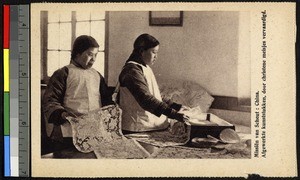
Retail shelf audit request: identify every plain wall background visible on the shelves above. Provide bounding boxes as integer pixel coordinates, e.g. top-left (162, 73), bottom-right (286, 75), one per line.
top-left (107, 11), bottom-right (250, 98)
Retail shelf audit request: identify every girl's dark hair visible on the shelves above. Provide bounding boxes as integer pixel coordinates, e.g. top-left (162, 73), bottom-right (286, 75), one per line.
top-left (127, 33), bottom-right (160, 63)
top-left (71, 35), bottom-right (99, 60)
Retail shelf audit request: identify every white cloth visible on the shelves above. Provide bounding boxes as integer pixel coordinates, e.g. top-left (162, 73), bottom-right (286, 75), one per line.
top-left (120, 61), bottom-right (168, 132)
top-left (181, 107), bottom-right (233, 126)
top-left (61, 64), bottom-right (101, 137)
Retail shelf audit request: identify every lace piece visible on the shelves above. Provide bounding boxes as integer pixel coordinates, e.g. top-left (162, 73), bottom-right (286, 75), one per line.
top-left (126, 121), bottom-right (191, 147)
top-left (150, 140), bottom-right (251, 159)
top-left (66, 105), bottom-right (149, 158)
top-left (150, 146), bottom-right (210, 159)
top-left (94, 138), bottom-right (150, 159)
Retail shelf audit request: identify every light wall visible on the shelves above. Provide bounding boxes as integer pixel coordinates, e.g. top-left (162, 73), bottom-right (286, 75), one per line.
top-left (107, 11), bottom-right (250, 98)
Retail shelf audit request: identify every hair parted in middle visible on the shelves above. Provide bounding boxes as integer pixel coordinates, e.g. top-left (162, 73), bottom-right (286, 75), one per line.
top-left (126, 33), bottom-right (160, 63)
top-left (71, 35), bottom-right (99, 60)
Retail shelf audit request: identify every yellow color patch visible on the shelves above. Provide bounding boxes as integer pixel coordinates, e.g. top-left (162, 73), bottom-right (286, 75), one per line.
top-left (4, 49), bottom-right (9, 92)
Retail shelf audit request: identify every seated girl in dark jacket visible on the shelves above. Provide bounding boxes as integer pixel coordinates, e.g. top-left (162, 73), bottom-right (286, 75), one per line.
top-left (118, 33), bottom-right (189, 133)
top-left (43, 35), bottom-right (112, 143)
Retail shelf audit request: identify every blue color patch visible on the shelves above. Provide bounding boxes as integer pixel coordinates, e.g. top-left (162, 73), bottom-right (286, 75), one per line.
top-left (4, 136), bottom-right (11, 176)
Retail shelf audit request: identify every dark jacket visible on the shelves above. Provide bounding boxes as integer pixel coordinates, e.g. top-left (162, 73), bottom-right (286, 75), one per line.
top-left (119, 61), bottom-right (184, 121)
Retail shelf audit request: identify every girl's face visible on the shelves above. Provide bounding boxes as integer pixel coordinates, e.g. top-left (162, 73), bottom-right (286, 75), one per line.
top-left (74, 47), bottom-right (99, 69)
top-left (141, 45), bottom-right (159, 66)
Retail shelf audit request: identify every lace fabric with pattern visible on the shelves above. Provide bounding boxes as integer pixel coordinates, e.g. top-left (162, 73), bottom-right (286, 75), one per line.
top-left (66, 105), bottom-right (150, 158)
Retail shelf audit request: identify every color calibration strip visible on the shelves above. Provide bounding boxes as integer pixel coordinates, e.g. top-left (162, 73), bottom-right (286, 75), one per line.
top-left (3, 4), bottom-right (30, 177)
top-left (10, 5), bottom-right (20, 176)
top-left (3, 4), bottom-right (11, 177)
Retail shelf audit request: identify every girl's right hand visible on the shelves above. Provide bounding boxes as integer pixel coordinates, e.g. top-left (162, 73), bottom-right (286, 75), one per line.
top-left (182, 114), bottom-right (190, 124)
top-left (178, 105), bottom-right (190, 113)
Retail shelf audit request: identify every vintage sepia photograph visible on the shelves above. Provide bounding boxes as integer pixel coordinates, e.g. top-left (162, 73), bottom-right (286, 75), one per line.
top-left (39, 9), bottom-right (251, 160)
top-left (30, 2), bottom-right (296, 178)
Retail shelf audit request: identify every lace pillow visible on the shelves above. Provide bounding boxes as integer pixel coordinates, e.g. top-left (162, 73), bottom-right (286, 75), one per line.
top-left (158, 79), bottom-right (214, 113)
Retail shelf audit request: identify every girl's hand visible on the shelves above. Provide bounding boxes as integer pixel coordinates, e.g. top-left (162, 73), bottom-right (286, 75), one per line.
top-left (182, 114), bottom-right (190, 124)
top-left (61, 111), bottom-right (70, 121)
top-left (61, 111), bottom-right (77, 121)
top-left (112, 92), bottom-right (118, 103)
top-left (179, 105), bottom-right (190, 113)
